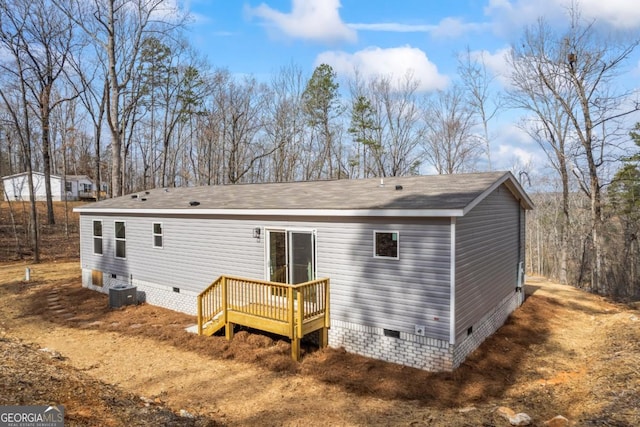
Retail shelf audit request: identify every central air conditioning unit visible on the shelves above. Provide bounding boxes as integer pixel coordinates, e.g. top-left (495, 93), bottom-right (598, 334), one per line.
top-left (109, 284), bottom-right (137, 308)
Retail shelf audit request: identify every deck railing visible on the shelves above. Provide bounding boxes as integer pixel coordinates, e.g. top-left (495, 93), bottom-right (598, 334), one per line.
top-left (197, 275), bottom-right (330, 361)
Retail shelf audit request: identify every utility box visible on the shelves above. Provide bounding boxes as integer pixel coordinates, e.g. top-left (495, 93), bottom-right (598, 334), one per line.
top-left (109, 284), bottom-right (137, 308)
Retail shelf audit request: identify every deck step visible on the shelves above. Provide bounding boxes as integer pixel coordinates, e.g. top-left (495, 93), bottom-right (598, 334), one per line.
top-left (201, 313), bottom-right (225, 336)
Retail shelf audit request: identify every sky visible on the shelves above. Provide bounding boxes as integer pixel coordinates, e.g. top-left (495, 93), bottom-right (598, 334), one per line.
top-left (183, 0), bottom-right (640, 180)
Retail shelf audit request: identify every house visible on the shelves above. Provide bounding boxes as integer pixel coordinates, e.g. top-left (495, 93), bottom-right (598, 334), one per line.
top-left (74, 171), bottom-right (534, 371)
top-left (2, 172), bottom-right (99, 201)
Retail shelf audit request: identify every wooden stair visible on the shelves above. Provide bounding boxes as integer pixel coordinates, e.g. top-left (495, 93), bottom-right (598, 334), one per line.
top-left (197, 275), bottom-right (330, 361)
top-left (200, 312), bottom-right (225, 336)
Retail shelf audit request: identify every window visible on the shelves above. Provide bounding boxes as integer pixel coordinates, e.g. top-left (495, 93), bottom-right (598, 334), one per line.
top-left (82, 183), bottom-right (92, 192)
top-left (115, 221), bottom-right (126, 258)
top-left (374, 231), bottom-right (399, 259)
top-left (65, 182), bottom-right (72, 192)
top-left (152, 223), bottom-right (163, 248)
top-left (92, 220), bottom-right (103, 255)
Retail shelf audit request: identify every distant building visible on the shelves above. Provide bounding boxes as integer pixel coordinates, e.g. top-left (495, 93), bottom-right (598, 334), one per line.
top-left (2, 171), bottom-right (102, 201)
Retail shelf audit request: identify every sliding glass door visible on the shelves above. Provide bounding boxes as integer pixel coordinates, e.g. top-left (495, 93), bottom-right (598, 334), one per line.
top-left (267, 229), bottom-right (315, 284)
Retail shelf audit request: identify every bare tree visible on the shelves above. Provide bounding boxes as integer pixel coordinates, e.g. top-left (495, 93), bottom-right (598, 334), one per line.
top-left (458, 47), bottom-right (501, 171)
top-left (507, 37), bottom-right (577, 284)
top-left (0, 0), bottom-right (77, 224)
top-left (263, 63), bottom-right (307, 182)
top-left (56, 0), bottom-right (187, 197)
top-left (422, 84), bottom-right (482, 174)
top-left (511, 6), bottom-right (640, 293)
top-left (360, 73), bottom-right (424, 177)
top-left (0, 38), bottom-right (40, 261)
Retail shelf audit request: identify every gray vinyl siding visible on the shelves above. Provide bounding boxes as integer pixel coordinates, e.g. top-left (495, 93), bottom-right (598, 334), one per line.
top-left (80, 214), bottom-right (452, 340)
top-left (316, 217), bottom-right (452, 341)
top-left (80, 214), bottom-right (266, 292)
top-left (454, 184), bottom-right (521, 342)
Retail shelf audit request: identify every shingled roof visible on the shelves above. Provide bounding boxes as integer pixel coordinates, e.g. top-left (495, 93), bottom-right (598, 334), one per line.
top-left (74, 171), bottom-right (533, 217)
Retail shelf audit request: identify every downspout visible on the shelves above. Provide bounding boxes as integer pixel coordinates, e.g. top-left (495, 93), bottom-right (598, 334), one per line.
top-left (449, 217), bottom-right (456, 345)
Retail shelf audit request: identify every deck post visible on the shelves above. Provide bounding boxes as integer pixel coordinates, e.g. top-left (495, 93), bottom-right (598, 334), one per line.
top-left (288, 286), bottom-right (298, 360)
top-left (197, 294), bottom-right (203, 335)
top-left (324, 279), bottom-right (330, 347)
top-left (291, 335), bottom-right (300, 361)
top-left (226, 322), bottom-right (235, 341)
top-left (222, 277), bottom-right (234, 341)
top-left (319, 327), bottom-right (328, 348)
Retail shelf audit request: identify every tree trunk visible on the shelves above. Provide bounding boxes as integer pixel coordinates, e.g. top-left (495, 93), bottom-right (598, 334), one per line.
top-left (41, 86), bottom-right (55, 224)
top-left (107, 0), bottom-right (122, 198)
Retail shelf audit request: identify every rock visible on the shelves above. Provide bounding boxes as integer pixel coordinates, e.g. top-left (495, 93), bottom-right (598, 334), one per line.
top-left (140, 396), bottom-right (154, 404)
top-left (39, 347), bottom-right (64, 360)
top-left (511, 413), bottom-right (532, 426)
top-left (544, 415), bottom-right (569, 426)
top-left (458, 406), bottom-right (477, 413)
top-left (179, 409), bottom-right (194, 418)
top-left (496, 406), bottom-right (532, 426)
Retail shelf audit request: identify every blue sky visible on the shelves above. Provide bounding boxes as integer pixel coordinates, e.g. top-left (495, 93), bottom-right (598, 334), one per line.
top-left (183, 0), bottom-right (640, 177)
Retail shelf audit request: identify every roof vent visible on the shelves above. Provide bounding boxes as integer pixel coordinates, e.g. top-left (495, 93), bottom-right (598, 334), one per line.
top-left (131, 194), bottom-right (138, 199)
top-left (395, 185), bottom-right (403, 191)
top-left (189, 201), bottom-right (200, 206)
top-left (145, 191), bottom-right (150, 195)
top-left (140, 197), bottom-right (147, 201)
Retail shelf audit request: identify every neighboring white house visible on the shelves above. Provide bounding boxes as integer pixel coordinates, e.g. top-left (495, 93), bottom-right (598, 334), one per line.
top-left (2, 172), bottom-right (98, 201)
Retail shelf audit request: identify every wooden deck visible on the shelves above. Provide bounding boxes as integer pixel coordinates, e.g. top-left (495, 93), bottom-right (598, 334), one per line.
top-left (197, 276), bottom-right (330, 361)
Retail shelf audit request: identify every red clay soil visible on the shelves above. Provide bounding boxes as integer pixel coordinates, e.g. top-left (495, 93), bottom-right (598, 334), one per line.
top-left (0, 261), bottom-right (638, 426)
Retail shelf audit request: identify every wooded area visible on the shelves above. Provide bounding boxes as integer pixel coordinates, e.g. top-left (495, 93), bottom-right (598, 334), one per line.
top-left (0, 1), bottom-right (638, 299)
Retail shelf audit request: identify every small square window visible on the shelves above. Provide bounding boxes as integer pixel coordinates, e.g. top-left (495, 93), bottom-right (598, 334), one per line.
top-left (374, 231), bottom-right (399, 259)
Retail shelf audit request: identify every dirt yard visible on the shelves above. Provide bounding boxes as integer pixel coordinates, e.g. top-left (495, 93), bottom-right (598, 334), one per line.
top-left (0, 261), bottom-right (638, 426)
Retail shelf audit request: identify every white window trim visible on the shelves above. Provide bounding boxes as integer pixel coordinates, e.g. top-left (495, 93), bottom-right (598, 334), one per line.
top-left (92, 220), bottom-right (103, 256)
top-left (373, 230), bottom-right (400, 260)
top-left (152, 222), bottom-right (163, 249)
top-left (114, 220), bottom-right (126, 259)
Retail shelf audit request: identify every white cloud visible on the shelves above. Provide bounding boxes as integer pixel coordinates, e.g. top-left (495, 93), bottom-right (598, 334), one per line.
top-left (485, 0), bottom-right (640, 33)
top-left (315, 46), bottom-right (449, 92)
top-left (246, 0), bottom-right (356, 44)
top-left (578, 0), bottom-right (640, 29)
top-left (348, 18), bottom-right (490, 38)
top-left (348, 23), bottom-right (435, 32)
top-left (491, 123), bottom-right (543, 171)
top-left (430, 17), bottom-right (490, 38)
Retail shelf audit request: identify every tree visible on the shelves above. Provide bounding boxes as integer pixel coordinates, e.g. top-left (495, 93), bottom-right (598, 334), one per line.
top-left (422, 84), bottom-right (482, 174)
top-left (0, 0), bottom-right (77, 224)
top-left (56, 0), bottom-right (187, 197)
top-left (458, 47), bottom-right (501, 171)
top-left (137, 36), bottom-right (206, 188)
top-left (608, 124), bottom-right (640, 296)
top-left (262, 63), bottom-right (307, 182)
top-left (361, 73), bottom-right (424, 177)
top-left (510, 7), bottom-right (640, 294)
top-left (348, 94), bottom-right (379, 178)
top-left (507, 32), bottom-right (577, 284)
top-left (302, 64), bottom-right (342, 179)
top-left (0, 9), bottom-right (40, 261)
